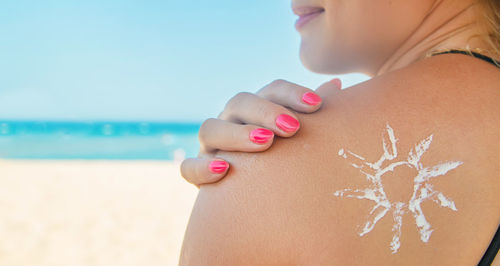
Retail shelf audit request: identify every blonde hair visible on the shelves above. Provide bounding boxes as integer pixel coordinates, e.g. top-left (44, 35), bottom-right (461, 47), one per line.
top-left (423, 0), bottom-right (500, 66)
top-left (477, 0), bottom-right (500, 56)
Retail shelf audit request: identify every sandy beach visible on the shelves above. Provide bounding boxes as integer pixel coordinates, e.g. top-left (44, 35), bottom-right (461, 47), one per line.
top-left (0, 159), bottom-right (198, 266)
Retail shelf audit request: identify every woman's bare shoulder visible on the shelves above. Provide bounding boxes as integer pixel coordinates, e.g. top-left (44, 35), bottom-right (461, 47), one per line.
top-left (179, 55), bottom-right (500, 265)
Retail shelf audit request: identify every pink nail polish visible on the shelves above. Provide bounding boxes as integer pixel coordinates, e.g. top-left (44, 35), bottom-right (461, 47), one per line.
top-left (209, 160), bottom-right (228, 174)
top-left (302, 92), bottom-right (322, 105)
top-left (249, 128), bottom-right (274, 144)
top-left (275, 114), bottom-right (300, 132)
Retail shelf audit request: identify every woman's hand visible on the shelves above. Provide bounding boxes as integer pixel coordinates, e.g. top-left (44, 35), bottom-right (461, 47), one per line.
top-left (180, 78), bottom-right (342, 188)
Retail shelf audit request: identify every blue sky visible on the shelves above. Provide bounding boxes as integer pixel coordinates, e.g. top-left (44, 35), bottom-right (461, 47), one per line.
top-left (0, 0), bottom-right (369, 122)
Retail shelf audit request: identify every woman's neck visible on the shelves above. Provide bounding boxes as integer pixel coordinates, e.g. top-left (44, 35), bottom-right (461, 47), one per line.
top-left (374, 0), bottom-right (495, 77)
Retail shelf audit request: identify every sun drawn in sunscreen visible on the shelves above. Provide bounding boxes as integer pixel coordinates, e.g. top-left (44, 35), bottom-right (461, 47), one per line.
top-left (333, 123), bottom-right (462, 253)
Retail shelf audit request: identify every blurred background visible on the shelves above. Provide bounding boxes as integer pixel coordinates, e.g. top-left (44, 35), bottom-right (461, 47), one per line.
top-left (0, 0), bottom-right (369, 265)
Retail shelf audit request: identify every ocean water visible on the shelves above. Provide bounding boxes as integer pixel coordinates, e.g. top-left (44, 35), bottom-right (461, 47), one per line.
top-left (0, 121), bottom-right (201, 160)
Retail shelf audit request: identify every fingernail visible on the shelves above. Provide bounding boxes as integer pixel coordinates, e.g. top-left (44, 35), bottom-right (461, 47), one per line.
top-left (209, 160), bottom-right (228, 174)
top-left (276, 114), bottom-right (300, 132)
top-left (302, 92), bottom-right (322, 105)
top-left (330, 78), bottom-right (342, 89)
top-left (249, 128), bottom-right (274, 144)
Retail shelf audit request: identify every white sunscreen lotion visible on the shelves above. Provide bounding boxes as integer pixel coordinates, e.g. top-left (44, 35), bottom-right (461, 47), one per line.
top-left (333, 123), bottom-right (462, 253)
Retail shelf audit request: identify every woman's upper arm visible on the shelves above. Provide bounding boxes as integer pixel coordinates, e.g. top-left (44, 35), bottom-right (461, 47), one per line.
top-left (179, 56), bottom-right (500, 265)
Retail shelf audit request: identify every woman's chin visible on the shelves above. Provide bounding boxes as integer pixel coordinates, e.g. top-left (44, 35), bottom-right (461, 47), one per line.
top-left (299, 49), bottom-right (328, 73)
top-left (299, 52), bottom-right (345, 75)
top-left (299, 46), bottom-right (367, 75)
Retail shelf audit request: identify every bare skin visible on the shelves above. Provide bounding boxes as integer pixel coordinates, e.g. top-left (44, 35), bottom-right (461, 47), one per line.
top-left (375, 1), bottom-right (499, 75)
top-left (180, 0), bottom-right (500, 264)
top-left (180, 53), bottom-right (500, 265)
top-left (180, 0), bottom-right (500, 186)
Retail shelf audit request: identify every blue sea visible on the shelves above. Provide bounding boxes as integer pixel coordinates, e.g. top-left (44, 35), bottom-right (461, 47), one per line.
top-left (0, 121), bottom-right (201, 160)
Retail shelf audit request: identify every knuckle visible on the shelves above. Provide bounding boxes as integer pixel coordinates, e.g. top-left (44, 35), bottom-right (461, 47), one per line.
top-left (269, 79), bottom-right (287, 87)
top-left (266, 79), bottom-right (286, 92)
top-left (259, 79), bottom-right (292, 99)
top-left (258, 86), bottom-right (278, 99)
top-left (216, 110), bottom-right (226, 119)
top-left (198, 118), bottom-right (216, 140)
top-left (225, 91), bottom-right (252, 112)
top-left (233, 91), bottom-right (252, 102)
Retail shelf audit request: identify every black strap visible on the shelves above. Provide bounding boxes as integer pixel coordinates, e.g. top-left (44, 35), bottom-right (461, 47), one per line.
top-left (431, 49), bottom-right (500, 68)
top-left (478, 224), bottom-right (500, 266)
top-left (432, 49), bottom-right (499, 265)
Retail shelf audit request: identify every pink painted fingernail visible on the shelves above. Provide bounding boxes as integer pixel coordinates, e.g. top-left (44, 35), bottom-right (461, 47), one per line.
top-left (302, 92), bottom-right (322, 105)
top-left (275, 114), bottom-right (300, 132)
top-left (209, 160), bottom-right (228, 174)
top-left (249, 128), bottom-right (274, 144)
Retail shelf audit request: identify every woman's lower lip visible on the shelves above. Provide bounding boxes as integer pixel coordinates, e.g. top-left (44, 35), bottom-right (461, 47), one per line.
top-left (295, 11), bottom-right (323, 30)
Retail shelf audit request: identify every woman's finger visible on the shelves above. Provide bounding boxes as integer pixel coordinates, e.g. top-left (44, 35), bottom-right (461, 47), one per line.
top-left (315, 78), bottom-right (343, 97)
top-left (218, 92), bottom-right (301, 137)
top-left (255, 79), bottom-right (325, 113)
top-left (180, 157), bottom-right (230, 188)
top-left (198, 118), bottom-right (274, 153)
